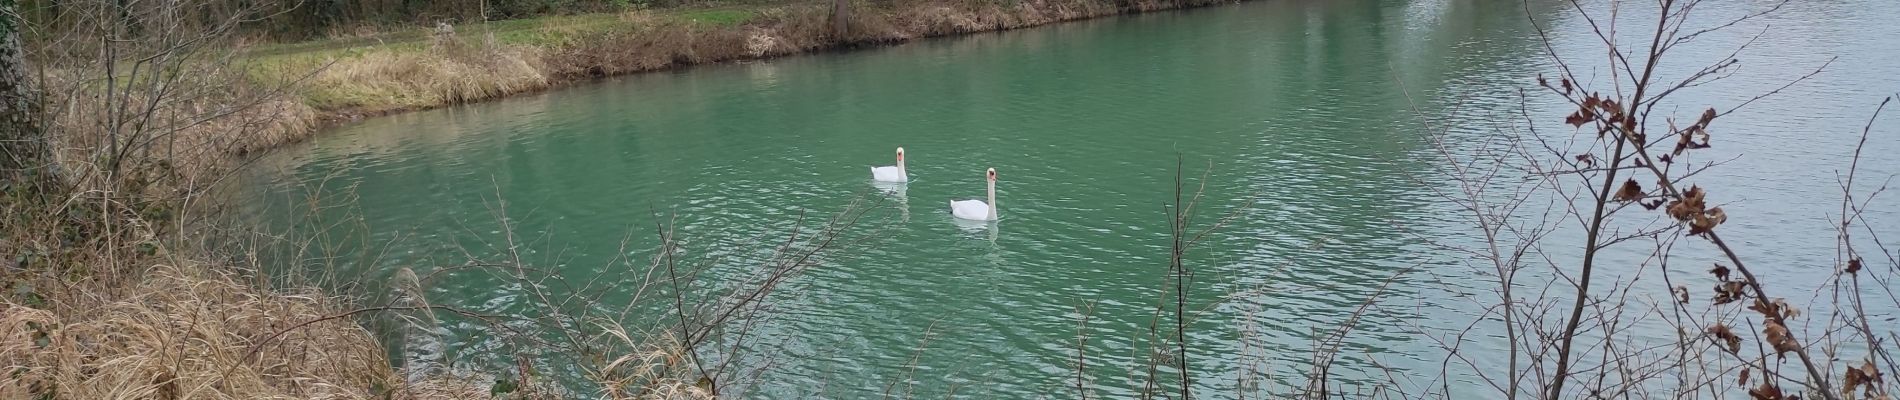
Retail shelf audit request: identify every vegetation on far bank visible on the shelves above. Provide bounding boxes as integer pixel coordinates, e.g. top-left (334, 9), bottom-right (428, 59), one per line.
top-left (248, 0), bottom-right (1244, 127)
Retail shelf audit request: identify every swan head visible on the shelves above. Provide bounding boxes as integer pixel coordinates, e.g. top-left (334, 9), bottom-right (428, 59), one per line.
top-left (895, 147), bottom-right (905, 162)
top-left (987, 168), bottom-right (997, 181)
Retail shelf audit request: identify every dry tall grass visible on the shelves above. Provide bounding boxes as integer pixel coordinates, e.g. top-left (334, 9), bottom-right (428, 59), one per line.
top-left (281, 0), bottom-right (1239, 122)
top-left (0, 265), bottom-right (396, 399)
top-left (306, 45), bottom-right (548, 112)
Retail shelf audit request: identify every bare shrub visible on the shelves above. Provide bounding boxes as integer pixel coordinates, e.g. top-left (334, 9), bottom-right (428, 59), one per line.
top-left (1387, 1), bottom-right (1900, 399)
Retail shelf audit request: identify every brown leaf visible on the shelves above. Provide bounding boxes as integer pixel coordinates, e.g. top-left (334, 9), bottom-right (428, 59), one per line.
top-left (1775, 298), bottom-right (1801, 319)
top-left (1845, 359), bottom-right (1882, 398)
top-left (1690, 216), bottom-right (1717, 236)
top-left (1575, 153), bottom-right (1596, 167)
top-left (1690, 206), bottom-right (1728, 236)
top-left (1562, 78), bottom-right (1573, 94)
top-left (1659, 153), bottom-right (1675, 164)
top-left (1749, 298), bottom-right (1776, 317)
top-left (1641, 199), bottom-right (1667, 210)
top-left (1846, 257), bottom-right (1863, 275)
top-left (1537, 74), bottom-right (1548, 88)
top-left (1697, 107), bottom-right (1718, 127)
top-left (1706, 324), bottom-right (1742, 354)
top-left (1749, 381), bottom-right (1785, 400)
top-left (1674, 286), bottom-right (1690, 305)
top-left (1763, 320), bottom-right (1799, 358)
top-left (1710, 263), bottom-right (1732, 281)
top-left (1566, 111), bottom-right (1590, 127)
top-left (1675, 127), bottom-right (1695, 155)
top-left (1739, 367), bottom-right (1752, 387)
top-left (1669, 186), bottom-right (1708, 221)
top-left (1616, 179), bottom-right (1644, 202)
top-left (1714, 281), bottom-right (1748, 305)
top-left (1673, 123), bottom-right (1714, 155)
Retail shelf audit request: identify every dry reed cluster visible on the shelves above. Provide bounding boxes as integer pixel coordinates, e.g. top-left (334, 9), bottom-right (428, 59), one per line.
top-left (0, 265), bottom-right (395, 399)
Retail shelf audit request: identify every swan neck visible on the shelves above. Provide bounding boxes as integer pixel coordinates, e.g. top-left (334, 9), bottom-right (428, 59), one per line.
top-left (898, 158), bottom-right (906, 175)
top-left (986, 179), bottom-right (997, 220)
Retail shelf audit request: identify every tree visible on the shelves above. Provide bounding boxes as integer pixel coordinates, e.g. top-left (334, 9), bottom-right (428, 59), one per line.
top-left (0, 0), bottom-right (56, 193)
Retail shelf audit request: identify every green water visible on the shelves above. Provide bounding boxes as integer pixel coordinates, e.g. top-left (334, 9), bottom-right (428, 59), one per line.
top-left (240, 0), bottom-right (1900, 397)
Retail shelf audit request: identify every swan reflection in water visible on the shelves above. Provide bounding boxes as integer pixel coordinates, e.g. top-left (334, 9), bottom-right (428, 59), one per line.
top-left (871, 180), bottom-right (908, 222)
top-left (952, 215), bottom-right (998, 243)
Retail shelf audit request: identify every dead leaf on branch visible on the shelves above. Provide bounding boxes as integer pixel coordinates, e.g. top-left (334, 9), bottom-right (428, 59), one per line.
top-left (1596, 97), bottom-right (1620, 117)
top-left (1748, 298), bottom-right (1777, 317)
top-left (1670, 108), bottom-right (1719, 156)
top-left (1707, 324), bottom-right (1742, 354)
top-left (1714, 281), bottom-right (1748, 305)
top-left (1749, 381), bottom-right (1788, 400)
top-left (1674, 286), bottom-right (1690, 305)
top-left (1575, 153), bottom-right (1596, 167)
top-left (1697, 107), bottom-right (1718, 127)
top-left (1665, 186), bottom-right (1727, 236)
top-left (1846, 257), bottom-right (1863, 275)
top-left (1845, 359), bottom-right (1883, 399)
top-left (1747, 298), bottom-right (1801, 320)
top-left (1710, 263), bottom-right (1732, 281)
top-left (1668, 186), bottom-right (1708, 221)
top-left (1567, 109), bottom-right (1593, 127)
top-left (1764, 320), bottom-right (1799, 358)
top-left (1739, 367), bottom-right (1752, 387)
top-left (1690, 206), bottom-right (1728, 236)
top-left (1674, 125), bottom-right (1713, 155)
top-left (1616, 179), bottom-right (1645, 202)
top-left (1775, 298), bottom-right (1798, 318)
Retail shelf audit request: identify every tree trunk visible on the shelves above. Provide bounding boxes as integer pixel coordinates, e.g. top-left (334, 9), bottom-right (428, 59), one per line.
top-left (1, 0), bottom-right (56, 193)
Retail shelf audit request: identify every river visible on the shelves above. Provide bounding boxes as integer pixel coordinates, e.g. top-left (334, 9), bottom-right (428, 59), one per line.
top-left (236, 0), bottom-right (1900, 397)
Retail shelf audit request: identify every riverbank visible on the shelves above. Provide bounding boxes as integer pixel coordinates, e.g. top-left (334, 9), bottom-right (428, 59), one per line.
top-left (252, 0), bottom-right (1245, 133)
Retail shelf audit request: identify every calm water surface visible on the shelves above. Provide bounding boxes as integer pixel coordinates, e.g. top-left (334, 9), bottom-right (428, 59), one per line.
top-left (238, 0), bottom-right (1900, 397)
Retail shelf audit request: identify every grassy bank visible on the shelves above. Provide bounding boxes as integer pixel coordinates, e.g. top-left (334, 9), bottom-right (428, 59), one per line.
top-left (250, 0), bottom-right (1244, 128)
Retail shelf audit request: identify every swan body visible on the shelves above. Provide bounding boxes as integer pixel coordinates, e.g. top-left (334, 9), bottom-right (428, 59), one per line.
top-left (951, 168), bottom-right (998, 221)
top-left (950, 200), bottom-right (991, 221)
top-left (872, 147), bottom-right (908, 182)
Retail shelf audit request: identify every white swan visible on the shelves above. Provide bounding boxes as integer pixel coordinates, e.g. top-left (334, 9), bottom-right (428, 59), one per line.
top-left (871, 147), bottom-right (907, 182)
top-left (951, 168), bottom-right (998, 221)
